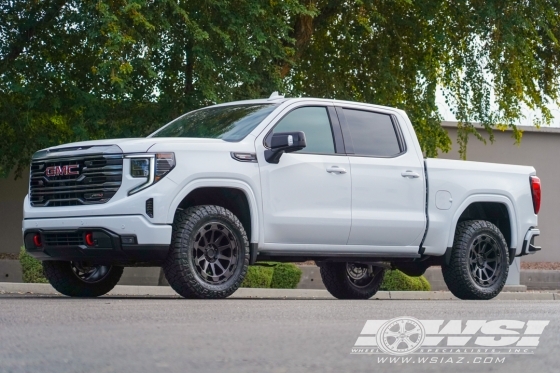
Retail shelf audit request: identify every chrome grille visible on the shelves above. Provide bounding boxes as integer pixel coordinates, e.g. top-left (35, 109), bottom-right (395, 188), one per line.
top-left (30, 154), bottom-right (123, 207)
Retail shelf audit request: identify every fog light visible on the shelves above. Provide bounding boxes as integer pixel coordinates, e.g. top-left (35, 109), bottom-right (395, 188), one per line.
top-left (121, 236), bottom-right (136, 245)
top-left (33, 233), bottom-right (42, 247)
top-left (85, 232), bottom-right (95, 246)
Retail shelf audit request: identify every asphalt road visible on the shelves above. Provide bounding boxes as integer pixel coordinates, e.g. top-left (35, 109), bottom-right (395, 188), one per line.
top-left (1, 295), bottom-right (559, 373)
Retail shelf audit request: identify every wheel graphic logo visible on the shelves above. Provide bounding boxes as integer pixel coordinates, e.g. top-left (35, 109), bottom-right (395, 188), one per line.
top-left (376, 317), bottom-right (425, 355)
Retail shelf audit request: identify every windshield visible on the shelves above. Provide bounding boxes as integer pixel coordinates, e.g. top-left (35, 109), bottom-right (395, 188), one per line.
top-left (150, 104), bottom-right (277, 141)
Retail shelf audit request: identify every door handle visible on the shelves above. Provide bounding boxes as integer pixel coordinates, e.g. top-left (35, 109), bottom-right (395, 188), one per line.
top-left (401, 170), bottom-right (420, 178)
top-left (326, 166), bottom-right (347, 174)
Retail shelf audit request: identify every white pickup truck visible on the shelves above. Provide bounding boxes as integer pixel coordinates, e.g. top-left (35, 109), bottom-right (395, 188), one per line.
top-left (23, 94), bottom-right (542, 300)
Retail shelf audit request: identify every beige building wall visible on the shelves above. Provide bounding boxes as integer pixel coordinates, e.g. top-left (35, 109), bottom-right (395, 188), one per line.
top-left (0, 122), bottom-right (558, 261)
top-left (0, 170), bottom-right (29, 254)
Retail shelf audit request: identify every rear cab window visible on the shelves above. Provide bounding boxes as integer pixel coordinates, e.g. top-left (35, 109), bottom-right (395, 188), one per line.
top-left (340, 108), bottom-right (404, 157)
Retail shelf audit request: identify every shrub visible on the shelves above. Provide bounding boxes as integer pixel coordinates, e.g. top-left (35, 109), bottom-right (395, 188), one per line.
top-left (19, 247), bottom-right (47, 283)
top-left (270, 263), bottom-right (302, 289)
top-left (380, 269), bottom-right (430, 291)
top-left (417, 275), bottom-right (432, 291)
top-left (241, 265), bottom-right (274, 288)
top-left (240, 262), bottom-right (302, 289)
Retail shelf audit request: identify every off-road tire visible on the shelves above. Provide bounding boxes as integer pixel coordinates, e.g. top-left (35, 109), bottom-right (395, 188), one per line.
top-left (442, 220), bottom-right (509, 300)
top-left (42, 261), bottom-right (123, 297)
top-left (319, 262), bottom-right (386, 299)
top-left (163, 205), bottom-right (249, 299)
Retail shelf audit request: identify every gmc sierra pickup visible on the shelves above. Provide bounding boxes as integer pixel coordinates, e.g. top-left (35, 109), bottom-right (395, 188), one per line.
top-left (23, 93), bottom-right (542, 300)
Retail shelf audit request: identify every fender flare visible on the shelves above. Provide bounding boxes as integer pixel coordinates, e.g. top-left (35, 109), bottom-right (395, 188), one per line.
top-left (167, 178), bottom-right (260, 243)
top-left (447, 194), bottom-right (518, 249)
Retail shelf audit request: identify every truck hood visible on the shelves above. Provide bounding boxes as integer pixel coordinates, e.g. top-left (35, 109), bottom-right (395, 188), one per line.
top-left (32, 138), bottom-right (227, 160)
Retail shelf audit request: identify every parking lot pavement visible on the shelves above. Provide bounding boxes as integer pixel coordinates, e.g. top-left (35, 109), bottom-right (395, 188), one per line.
top-left (1, 294), bottom-right (559, 373)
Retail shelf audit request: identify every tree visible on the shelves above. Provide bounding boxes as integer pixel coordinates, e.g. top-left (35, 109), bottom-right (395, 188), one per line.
top-left (0, 0), bottom-right (309, 176)
top-left (284, 0), bottom-right (560, 158)
top-left (1, 0), bottom-right (559, 177)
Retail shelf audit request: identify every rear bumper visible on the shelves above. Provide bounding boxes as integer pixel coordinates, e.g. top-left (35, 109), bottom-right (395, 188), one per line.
top-left (519, 228), bottom-right (541, 256)
top-left (22, 215), bottom-right (172, 265)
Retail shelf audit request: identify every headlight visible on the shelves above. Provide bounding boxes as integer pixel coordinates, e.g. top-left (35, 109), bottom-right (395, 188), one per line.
top-left (155, 153), bottom-right (175, 181)
top-left (131, 159), bottom-right (150, 177)
top-left (126, 153), bottom-right (175, 195)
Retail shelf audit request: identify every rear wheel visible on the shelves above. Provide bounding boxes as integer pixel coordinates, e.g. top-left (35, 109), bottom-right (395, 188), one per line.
top-left (442, 220), bottom-right (509, 300)
top-left (319, 262), bottom-right (385, 299)
top-left (42, 261), bottom-right (123, 297)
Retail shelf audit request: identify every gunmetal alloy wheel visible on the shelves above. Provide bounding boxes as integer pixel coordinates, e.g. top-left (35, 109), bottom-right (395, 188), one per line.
top-left (320, 262), bottom-right (386, 299)
top-left (467, 234), bottom-right (503, 287)
top-left (346, 263), bottom-right (377, 288)
top-left (442, 220), bottom-right (509, 300)
top-left (42, 260), bottom-right (123, 297)
top-left (192, 222), bottom-right (240, 285)
top-left (71, 262), bottom-right (112, 283)
top-left (164, 205), bottom-right (250, 299)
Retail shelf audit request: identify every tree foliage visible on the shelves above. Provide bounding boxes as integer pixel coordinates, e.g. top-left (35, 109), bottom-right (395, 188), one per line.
top-left (1, 0), bottom-right (560, 176)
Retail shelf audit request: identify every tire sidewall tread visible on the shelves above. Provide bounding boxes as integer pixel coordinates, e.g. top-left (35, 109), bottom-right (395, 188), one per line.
top-left (42, 261), bottom-right (123, 297)
top-left (442, 220), bottom-right (509, 300)
top-left (163, 205), bottom-right (249, 299)
top-left (319, 262), bottom-right (385, 300)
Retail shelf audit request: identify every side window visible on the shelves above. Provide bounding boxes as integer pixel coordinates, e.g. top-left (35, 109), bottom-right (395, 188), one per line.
top-left (343, 109), bottom-right (402, 157)
top-left (267, 107), bottom-right (335, 154)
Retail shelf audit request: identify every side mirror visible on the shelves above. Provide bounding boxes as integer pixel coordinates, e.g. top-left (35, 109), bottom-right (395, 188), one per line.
top-left (264, 131), bottom-right (307, 164)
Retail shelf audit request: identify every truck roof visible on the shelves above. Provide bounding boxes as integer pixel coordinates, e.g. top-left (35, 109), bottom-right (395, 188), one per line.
top-left (211, 96), bottom-right (405, 115)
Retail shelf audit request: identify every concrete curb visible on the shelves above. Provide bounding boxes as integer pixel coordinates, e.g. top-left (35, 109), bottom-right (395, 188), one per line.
top-left (1, 283), bottom-right (558, 300)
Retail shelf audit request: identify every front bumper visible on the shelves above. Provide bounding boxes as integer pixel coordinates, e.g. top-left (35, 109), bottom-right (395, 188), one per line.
top-left (23, 215), bottom-right (172, 264)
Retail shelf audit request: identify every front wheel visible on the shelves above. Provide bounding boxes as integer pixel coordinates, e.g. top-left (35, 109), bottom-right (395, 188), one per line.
top-left (42, 261), bottom-right (123, 297)
top-left (163, 205), bottom-right (249, 299)
top-left (442, 220), bottom-right (509, 300)
top-left (319, 262), bottom-right (385, 299)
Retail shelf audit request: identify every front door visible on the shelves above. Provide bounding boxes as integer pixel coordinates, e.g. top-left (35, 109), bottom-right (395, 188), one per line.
top-left (256, 104), bottom-right (352, 245)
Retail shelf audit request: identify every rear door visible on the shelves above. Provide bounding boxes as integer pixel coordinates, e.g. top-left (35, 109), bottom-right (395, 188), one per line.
top-left (337, 106), bottom-right (426, 247)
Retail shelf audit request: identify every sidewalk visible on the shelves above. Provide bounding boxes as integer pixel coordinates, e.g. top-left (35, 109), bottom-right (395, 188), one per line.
top-left (1, 282), bottom-right (559, 300)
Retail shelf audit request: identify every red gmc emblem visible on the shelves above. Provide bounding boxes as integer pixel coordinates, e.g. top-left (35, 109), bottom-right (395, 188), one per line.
top-left (45, 165), bottom-right (80, 177)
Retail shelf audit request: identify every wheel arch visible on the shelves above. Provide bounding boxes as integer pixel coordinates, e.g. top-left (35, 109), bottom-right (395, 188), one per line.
top-left (448, 195), bottom-right (517, 249)
top-left (167, 179), bottom-right (259, 243)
